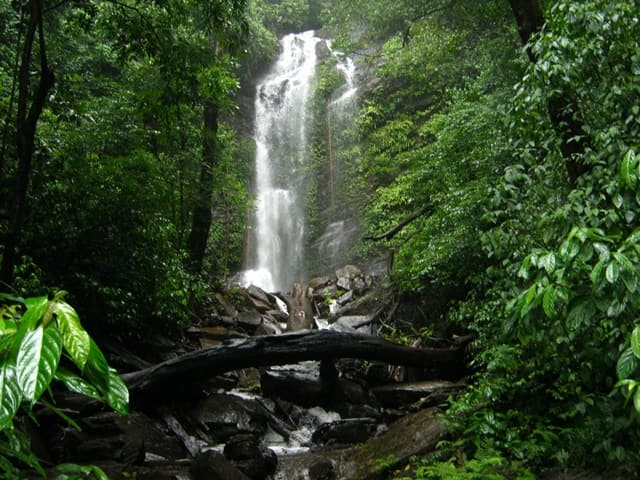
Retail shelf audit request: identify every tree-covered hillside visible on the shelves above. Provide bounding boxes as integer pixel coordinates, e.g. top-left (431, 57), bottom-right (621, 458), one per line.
top-left (320, 0), bottom-right (640, 475)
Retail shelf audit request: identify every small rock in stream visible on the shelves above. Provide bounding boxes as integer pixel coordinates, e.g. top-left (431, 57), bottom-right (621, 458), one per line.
top-left (308, 457), bottom-right (335, 480)
top-left (190, 451), bottom-right (250, 480)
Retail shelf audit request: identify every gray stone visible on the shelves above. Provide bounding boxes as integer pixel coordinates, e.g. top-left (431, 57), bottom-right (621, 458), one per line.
top-left (335, 265), bottom-right (363, 280)
top-left (189, 394), bottom-right (268, 442)
top-left (337, 290), bottom-right (354, 305)
top-left (237, 311), bottom-right (262, 328)
top-left (190, 451), bottom-right (250, 480)
top-left (312, 418), bottom-right (377, 445)
top-left (307, 276), bottom-right (331, 291)
top-left (308, 457), bottom-right (335, 480)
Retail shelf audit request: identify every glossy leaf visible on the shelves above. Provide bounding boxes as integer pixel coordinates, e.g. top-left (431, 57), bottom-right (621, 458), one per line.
top-left (631, 326), bottom-right (640, 359)
top-left (55, 301), bottom-right (90, 371)
top-left (11, 297), bottom-right (48, 358)
top-left (617, 347), bottom-right (638, 380)
top-left (0, 364), bottom-right (21, 430)
top-left (620, 149), bottom-right (637, 188)
top-left (53, 368), bottom-right (101, 401)
top-left (34, 326), bottom-right (63, 402)
top-left (635, 387), bottom-right (640, 414)
top-left (83, 339), bottom-right (112, 395)
top-left (605, 261), bottom-right (620, 284)
top-left (542, 286), bottom-right (556, 318)
top-left (105, 370), bottom-right (129, 414)
top-left (16, 327), bottom-right (44, 403)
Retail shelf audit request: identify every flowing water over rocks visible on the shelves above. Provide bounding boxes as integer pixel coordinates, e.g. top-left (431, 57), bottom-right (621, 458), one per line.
top-left (30, 263), bottom-right (470, 479)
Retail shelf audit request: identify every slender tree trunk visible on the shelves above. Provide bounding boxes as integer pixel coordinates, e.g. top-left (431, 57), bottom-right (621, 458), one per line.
top-left (1, 0), bottom-right (54, 285)
top-left (186, 99), bottom-right (218, 273)
top-left (508, 0), bottom-right (588, 184)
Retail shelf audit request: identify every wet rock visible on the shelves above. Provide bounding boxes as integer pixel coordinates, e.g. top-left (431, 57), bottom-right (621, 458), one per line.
top-left (254, 320), bottom-right (281, 336)
top-left (353, 276), bottom-right (367, 293)
top-left (233, 447), bottom-right (277, 479)
top-left (337, 290), bottom-right (353, 305)
top-left (49, 412), bottom-right (149, 466)
top-left (335, 265), bottom-right (363, 291)
top-left (312, 418), bottom-right (377, 445)
top-left (214, 292), bottom-right (239, 318)
top-left (312, 283), bottom-right (337, 300)
top-left (190, 451), bottom-right (250, 480)
top-left (265, 309), bottom-right (289, 322)
top-left (261, 371), bottom-right (328, 407)
top-left (188, 394), bottom-right (268, 443)
top-left (330, 315), bottom-right (373, 334)
top-left (223, 434), bottom-right (278, 478)
top-left (247, 285), bottom-right (272, 305)
top-left (308, 457), bottom-right (335, 480)
top-left (307, 276), bottom-right (331, 291)
top-left (224, 433), bottom-right (261, 460)
top-left (237, 311), bottom-right (263, 329)
top-left (236, 368), bottom-right (262, 389)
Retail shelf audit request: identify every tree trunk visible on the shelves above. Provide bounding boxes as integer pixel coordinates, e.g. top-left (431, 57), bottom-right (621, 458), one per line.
top-left (508, 0), bottom-right (588, 184)
top-left (186, 99), bottom-right (218, 273)
top-left (122, 330), bottom-right (466, 404)
top-left (1, 0), bottom-right (54, 285)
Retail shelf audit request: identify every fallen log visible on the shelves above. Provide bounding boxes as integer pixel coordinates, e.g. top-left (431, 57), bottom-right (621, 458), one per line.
top-left (123, 330), bottom-right (465, 403)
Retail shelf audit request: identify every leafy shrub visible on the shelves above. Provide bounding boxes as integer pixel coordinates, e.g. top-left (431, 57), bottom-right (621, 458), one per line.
top-left (0, 292), bottom-right (128, 478)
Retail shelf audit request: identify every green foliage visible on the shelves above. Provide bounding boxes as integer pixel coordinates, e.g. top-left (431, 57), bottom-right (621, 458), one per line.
top-left (397, 449), bottom-right (535, 480)
top-left (329, 0), bottom-right (640, 473)
top-left (1, 0), bottom-right (252, 334)
top-left (442, 0), bottom-right (640, 472)
top-left (0, 292), bottom-right (128, 477)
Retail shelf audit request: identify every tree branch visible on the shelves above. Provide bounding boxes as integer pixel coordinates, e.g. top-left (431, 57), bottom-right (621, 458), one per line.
top-left (364, 204), bottom-right (432, 242)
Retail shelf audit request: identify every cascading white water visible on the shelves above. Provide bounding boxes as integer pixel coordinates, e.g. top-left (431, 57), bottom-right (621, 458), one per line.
top-left (241, 31), bottom-right (321, 292)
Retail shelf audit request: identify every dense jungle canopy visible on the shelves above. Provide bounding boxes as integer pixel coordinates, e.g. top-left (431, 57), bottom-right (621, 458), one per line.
top-left (1, 0), bottom-right (640, 478)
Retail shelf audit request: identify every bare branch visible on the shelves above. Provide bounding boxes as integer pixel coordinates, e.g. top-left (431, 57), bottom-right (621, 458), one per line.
top-left (364, 204), bottom-right (432, 242)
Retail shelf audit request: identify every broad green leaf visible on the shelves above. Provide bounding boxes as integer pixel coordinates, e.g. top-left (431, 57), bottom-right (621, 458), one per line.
top-left (566, 299), bottom-right (595, 331)
top-left (54, 368), bottom-right (101, 401)
top-left (11, 297), bottom-right (48, 358)
top-left (541, 252), bottom-right (556, 274)
top-left (606, 261), bottom-right (620, 283)
top-left (83, 339), bottom-right (111, 395)
top-left (613, 251), bottom-right (634, 271)
top-left (631, 326), bottom-right (640, 359)
top-left (105, 370), bottom-right (129, 414)
top-left (634, 387), bottom-right (640, 414)
top-left (16, 327), bottom-right (43, 403)
top-left (34, 326), bottom-right (63, 401)
top-left (617, 347), bottom-right (638, 380)
top-left (590, 259), bottom-right (604, 284)
top-left (0, 363), bottom-right (21, 430)
top-left (55, 302), bottom-right (90, 370)
top-left (621, 149), bottom-right (637, 188)
top-left (621, 270), bottom-right (638, 293)
top-left (542, 285), bottom-right (556, 318)
top-left (55, 463), bottom-right (110, 480)
top-left (593, 242), bottom-right (610, 262)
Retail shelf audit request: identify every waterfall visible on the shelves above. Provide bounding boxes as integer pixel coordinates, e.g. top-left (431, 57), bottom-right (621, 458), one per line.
top-left (241, 31), bottom-right (321, 292)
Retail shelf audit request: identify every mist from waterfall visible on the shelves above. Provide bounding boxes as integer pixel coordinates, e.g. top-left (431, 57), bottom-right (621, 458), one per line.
top-left (241, 31), bottom-right (320, 292)
top-left (315, 44), bottom-right (360, 271)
